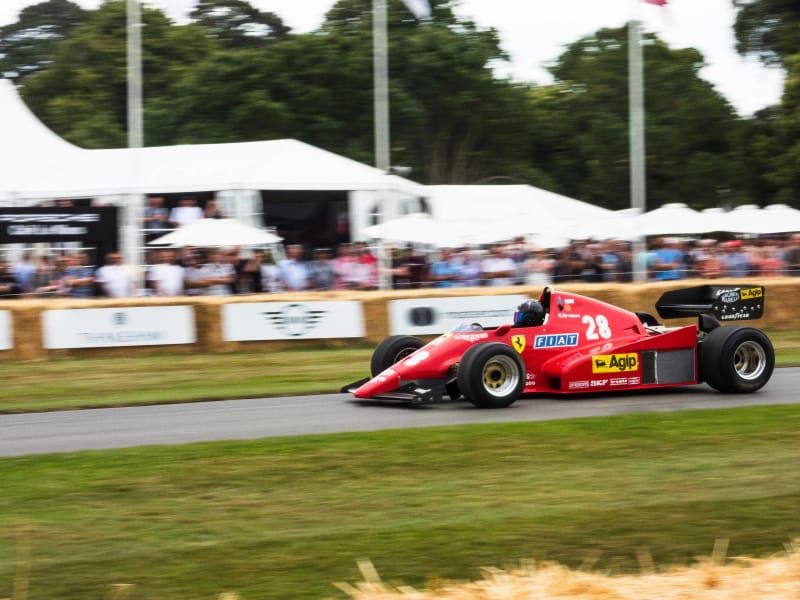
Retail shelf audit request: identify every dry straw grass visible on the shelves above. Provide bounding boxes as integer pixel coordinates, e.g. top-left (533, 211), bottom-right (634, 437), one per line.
top-left (335, 541), bottom-right (800, 600)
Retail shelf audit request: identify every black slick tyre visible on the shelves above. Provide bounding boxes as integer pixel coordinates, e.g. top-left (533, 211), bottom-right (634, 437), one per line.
top-left (699, 326), bottom-right (774, 393)
top-left (457, 342), bottom-right (525, 408)
top-left (370, 335), bottom-right (425, 377)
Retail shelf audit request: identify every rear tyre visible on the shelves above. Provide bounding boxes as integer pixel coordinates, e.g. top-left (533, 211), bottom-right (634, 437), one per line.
top-left (370, 335), bottom-right (425, 377)
top-left (699, 326), bottom-right (774, 393)
top-left (457, 343), bottom-right (525, 408)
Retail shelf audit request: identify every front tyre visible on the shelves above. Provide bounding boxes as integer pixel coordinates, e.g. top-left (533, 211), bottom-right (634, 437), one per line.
top-left (457, 343), bottom-right (525, 408)
top-left (370, 335), bottom-right (425, 377)
top-left (700, 326), bottom-right (774, 393)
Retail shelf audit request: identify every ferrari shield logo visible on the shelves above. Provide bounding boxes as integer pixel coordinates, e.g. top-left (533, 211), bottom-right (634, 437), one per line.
top-left (511, 335), bottom-right (526, 354)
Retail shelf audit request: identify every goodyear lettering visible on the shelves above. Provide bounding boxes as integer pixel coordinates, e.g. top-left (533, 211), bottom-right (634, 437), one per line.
top-left (740, 287), bottom-right (763, 300)
top-left (534, 333), bottom-right (579, 348)
top-left (592, 353), bottom-right (639, 374)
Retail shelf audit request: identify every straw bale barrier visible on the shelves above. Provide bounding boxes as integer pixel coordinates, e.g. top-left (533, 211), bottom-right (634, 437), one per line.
top-left (338, 547), bottom-right (800, 599)
top-left (0, 278), bottom-right (796, 361)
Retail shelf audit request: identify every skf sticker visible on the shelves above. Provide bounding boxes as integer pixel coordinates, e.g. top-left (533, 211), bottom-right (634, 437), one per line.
top-left (511, 335), bottom-right (526, 353)
top-left (740, 287), bottom-right (763, 300)
top-left (592, 353), bottom-right (639, 373)
top-left (534, 333), bottom-right (579, 348)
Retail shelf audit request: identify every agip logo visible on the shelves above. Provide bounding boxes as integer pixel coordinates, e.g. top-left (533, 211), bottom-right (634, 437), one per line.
top-left (740, 287), bottom-right (763, 300)
top-left (592, 353), bottom-right (639, 374)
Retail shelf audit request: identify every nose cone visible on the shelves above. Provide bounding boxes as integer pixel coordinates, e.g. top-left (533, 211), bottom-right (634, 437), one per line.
top-left (353, 368), bottom-right (401, 398)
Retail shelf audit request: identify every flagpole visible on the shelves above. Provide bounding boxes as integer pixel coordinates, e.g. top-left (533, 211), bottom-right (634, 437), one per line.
top-left (628, 17), bottom-right (647, 282)
top-left (373, 0), bottom-right (390, 173)
top-left (125, 0), bottom-right (145, 286)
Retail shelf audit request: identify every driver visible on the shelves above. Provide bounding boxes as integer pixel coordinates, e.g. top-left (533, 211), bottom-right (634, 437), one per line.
top-left (513, 299), bottom-right (545, 327)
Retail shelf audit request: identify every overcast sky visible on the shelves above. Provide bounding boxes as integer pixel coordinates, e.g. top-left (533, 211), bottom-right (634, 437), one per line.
top-left (0, 0), bottom-right (786, 116)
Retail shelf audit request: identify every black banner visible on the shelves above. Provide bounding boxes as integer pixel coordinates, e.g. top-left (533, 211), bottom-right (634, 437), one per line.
top-left (0, 207), bottom-right (118, 245)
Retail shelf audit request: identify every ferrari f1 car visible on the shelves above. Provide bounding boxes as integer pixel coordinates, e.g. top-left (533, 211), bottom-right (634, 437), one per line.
top-left (343, 285), bottom-right (774, 408)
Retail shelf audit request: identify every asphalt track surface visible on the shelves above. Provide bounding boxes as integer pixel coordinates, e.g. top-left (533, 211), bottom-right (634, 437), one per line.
top-left (1, 368), bottom-right (799, 457)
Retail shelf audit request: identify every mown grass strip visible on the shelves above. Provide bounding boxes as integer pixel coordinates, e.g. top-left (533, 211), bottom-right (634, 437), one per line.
top-left (1, 406), bottom-right (799, 599)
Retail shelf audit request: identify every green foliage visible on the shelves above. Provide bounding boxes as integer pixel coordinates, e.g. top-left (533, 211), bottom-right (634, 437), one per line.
top-left (190, 0), bottom-right (290, 49)
top-left (5, 0), bottom-right (795, 207)
top-left (0, 407), bottom-right (798, 598)
top-left (733, 0), bottom-right (800, 68)
top-left (532, 26), bottom-right (741, 210)
top-left (0, 0), bottom-right (87, 81)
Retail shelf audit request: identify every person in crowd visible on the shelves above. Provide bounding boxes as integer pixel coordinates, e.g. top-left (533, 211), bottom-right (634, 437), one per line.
top-left (751, 242), bottom-right (786, 277)
top-left (199, 249), bottom-right (237, 296)
top-left (147, 250), bottom-right (185, 296)
top-left (169, 197), bottom-right (203, 228)
top-left (11, 251), bottom-right (37, 295)
top-left (260, 250), bottom-right (282, 293)
top-left (225, 247), bottom-right (244, 293)
top-left (454, 247), bottom-right (484, 287)
top-left (278, 244), bottom-right (309, 291)
top-left (60, 252), bottom-right (96, 298)
top-left (31, 255), bottom-right (61, 296)
top-left (783, 234), bottom-right (800, 276)
top-left (428, 247), bottom-right (462, 288)
top-left (352, 242), bottom-right (379, 290)
top-left (694, 241), bottom-right (725, 278)
top-left (333, 243), bottom-right (359, 289)
top-left (143, 196), bottom-right (170, 241)
top-left (506, 236), bottom-right (530, 285)
top-left (649, 237), bottom-right (686, 280)
top-left (481, 244), bottom-right (517, 286)
top-left (0, 262), bottom-right (21, 298)
top-left (399, 244), bottom-right (428, 289)
top-left (182, 251), bottom-right (208, 296)
top-left (721, 239), bottom-right (751, 277)
top-left (96, 252), bottom-right (136, 298)
top-left (203, 199), bottom-right (224, 219)
top-left (309, 247), bottom-right (336, 291)
top-left (236, 249), bottom-right (264, 294)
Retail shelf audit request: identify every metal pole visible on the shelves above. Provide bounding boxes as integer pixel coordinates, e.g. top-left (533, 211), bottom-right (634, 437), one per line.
top-left (628, 19), bottom-right (647, 282)
top-left (373, 0), bottom-right (390, 172)
top-left (373, 0), bottom-right (392, 289)
top-left (125, 0), bottom-right (145, 288)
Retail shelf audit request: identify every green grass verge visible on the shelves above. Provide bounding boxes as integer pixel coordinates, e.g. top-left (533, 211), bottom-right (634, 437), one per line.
top-left (1, 406), bottom-right (799, 599)
top-left (1, 329), bottom-right (799, 414)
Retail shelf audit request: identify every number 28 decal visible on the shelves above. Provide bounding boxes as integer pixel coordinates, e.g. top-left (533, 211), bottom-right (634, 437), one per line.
top-left (582, 314), bottom-right (612, 340)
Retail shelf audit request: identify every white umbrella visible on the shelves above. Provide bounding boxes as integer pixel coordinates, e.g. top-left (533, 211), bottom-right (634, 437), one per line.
top-left (635, 203), bottom-right (709, 236)
top-left (362, 213), bottom-right (471, 247)
top-left (147, 218), bottom-right (283, 247)
top-left (722, 204), bottom-right (800, 234)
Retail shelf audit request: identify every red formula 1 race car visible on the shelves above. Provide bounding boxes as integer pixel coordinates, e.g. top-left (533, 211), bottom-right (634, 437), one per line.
top-left (343, 285), bottom-right (774, 408)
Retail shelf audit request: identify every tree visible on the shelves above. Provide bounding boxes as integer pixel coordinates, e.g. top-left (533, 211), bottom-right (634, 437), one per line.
top-left (21, 0), bottom-right (217, 148)
top-left (525, 26), bottom-right (742, 210)
top-left (0, 0), bottom-right (87, 81)
top-left (733, 0), bottom-right (800, 68)
top-left (733, 0), bottom-right (800, 206)
top-left (189, 0), bottom-right (290, 50)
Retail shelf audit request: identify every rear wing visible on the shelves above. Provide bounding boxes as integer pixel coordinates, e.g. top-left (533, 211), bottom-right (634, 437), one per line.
top-left (655, 285), bottom-right (765, 322)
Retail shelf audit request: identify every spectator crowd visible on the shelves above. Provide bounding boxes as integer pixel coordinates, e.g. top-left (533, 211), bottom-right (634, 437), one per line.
top-left (2, 234), bottom-right (800, 299)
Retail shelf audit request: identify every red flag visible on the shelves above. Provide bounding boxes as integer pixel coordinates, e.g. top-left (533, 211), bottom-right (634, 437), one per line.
top-left (645, 0), bottom-right (667, 5)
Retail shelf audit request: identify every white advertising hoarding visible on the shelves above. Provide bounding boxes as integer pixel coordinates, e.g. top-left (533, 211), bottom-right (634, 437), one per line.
top-left (43, 306), bottom-right (195, 349)
top-left (0, 310), bottom-right (11, 350)
top-left (223, 301), bottom-right (365, 341)
top-left (389, 295), bottom-right (527, 336)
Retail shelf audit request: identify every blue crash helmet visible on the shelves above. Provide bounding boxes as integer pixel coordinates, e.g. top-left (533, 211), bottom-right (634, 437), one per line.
top-left (514, 299), bottom-right (545, 327)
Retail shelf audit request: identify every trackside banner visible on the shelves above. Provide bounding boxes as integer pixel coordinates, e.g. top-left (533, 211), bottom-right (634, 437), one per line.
top-left (0, 310), bottom-right (11, 350)
top-left (222, 301), bottom-right (365, 341)
top-left (0, 207), bottom-right (118, 244)
top-left (389, 295), bottom-right (527, 335)
top-left (43, 306), bottom-right (195, 349)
